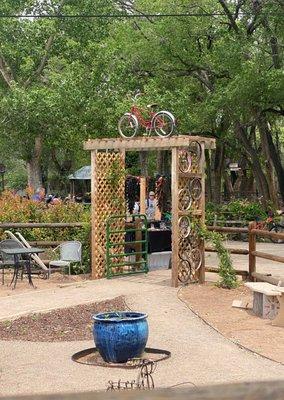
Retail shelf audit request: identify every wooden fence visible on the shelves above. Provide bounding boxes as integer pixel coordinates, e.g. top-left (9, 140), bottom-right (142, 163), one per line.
top-left (206, 223), bottom-right (284, 283)
top-left (0, 222), bottom-right (283, 282)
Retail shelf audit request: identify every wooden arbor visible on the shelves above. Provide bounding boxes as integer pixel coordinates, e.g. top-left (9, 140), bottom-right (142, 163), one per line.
top-left (84, 135), bottom-right (215, 287)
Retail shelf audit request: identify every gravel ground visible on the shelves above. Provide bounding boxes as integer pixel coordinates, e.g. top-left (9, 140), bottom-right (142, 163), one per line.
top-left (0, 296), bottom-right (126, 342)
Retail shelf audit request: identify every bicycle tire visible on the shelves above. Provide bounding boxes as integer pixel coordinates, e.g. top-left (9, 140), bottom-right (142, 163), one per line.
top-left (152, 111), bottom-right (176, 138)
top-left (118, 113), bottom-right (139, 139)
top-left (269, 225), bottom-right (284, 244)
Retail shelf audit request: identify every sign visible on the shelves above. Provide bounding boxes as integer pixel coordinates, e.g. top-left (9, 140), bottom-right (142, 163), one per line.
top-left (229, 163), bottom-right (240, 172)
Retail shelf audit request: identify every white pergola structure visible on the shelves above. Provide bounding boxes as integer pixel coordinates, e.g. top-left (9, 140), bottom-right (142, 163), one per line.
top-left (84, 135), bottom-right (215, 287)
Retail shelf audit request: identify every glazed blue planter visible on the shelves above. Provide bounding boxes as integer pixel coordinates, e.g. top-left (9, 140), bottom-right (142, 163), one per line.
top-left (92, 311), bottom-right (148, 363)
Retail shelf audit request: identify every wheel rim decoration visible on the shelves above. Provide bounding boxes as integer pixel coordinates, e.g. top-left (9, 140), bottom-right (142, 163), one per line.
top-left (178, 188), bottom-right (192, 211)
top-left (178, 150), bottom-right (191, 173)
top-left (178, 216), bottom-right (191, 238)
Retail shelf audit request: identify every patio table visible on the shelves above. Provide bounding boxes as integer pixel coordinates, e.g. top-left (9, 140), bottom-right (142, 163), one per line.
top-left (0, 247), bottom-right (44, 289)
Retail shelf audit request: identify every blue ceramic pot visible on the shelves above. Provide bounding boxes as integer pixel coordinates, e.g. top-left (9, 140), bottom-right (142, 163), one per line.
top-left (92, 311), bottom-right (148, 363)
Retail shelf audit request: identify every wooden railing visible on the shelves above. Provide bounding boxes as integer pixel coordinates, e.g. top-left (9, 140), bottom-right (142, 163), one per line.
top-left (206, 224), bottom-right (284, 282)
top-left (7, 380), bottom-right (284, 400)
top-left (0, 221), bottom-right (283, 282)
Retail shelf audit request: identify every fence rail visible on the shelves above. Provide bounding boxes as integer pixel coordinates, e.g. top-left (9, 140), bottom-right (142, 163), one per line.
top-left (207, 222), bottom-right (284, 283)
top-left (0, 221), bottom-right (282, 283)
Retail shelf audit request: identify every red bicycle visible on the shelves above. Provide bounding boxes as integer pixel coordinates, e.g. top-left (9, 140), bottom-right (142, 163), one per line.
top-left (118, 94), bottom-right (176, 139)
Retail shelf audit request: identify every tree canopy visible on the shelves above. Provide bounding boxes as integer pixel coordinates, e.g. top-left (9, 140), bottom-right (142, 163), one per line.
top-left (0, 0), bottom-right (283, 205)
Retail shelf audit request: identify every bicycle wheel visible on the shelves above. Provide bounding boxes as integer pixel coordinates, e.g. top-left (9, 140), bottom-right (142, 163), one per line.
top-left (179, 149), bottom-right (192, 173)
top-left (118, 113), bottom-right (139, 139)
top-left (269, 225), bottom-right (284, 244)
top-left (152, 111), bottom-right (175, 137)
top-left (189, 178), bottom-right (202, 201)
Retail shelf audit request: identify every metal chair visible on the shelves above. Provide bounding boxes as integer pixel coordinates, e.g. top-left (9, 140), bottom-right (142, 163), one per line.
top-left (0, 239), bottom-right (27, 285)
top-left (48, 241), bottom-right (82, 277)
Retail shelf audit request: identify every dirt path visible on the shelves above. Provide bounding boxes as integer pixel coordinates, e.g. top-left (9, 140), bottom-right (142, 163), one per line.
top-left (180, 283), bottom-right (284, 364)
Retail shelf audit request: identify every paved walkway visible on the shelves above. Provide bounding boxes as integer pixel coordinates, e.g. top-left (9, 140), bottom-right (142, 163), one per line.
top-left (1, 270), bottom-right (284, 397)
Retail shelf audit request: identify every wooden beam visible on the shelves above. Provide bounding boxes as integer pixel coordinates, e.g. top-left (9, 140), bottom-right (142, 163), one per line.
top-left (205, 266), bottom-right (248, 277)
top-left (84, 135), bottom-right (216, 151)
top-left (199, 141), bottom-right (206, 284)
top-left (252, 251), bottom-right (284, 264)
top-left (252, 272), bottom-right (284, 286)
top-left (9, 380), bottom-right (284, 400)
top-left (205, 246), bottom-right (249, 255)
top-left (207, 226), bottom-right (248, 234)
top-left (171, 148), bottom-right (179, 288)
top-left (249, 222), bottom-right (256, 281)
top-left (91, 150), bottom-right (97, 280)
top-left (140, 177), bottom-right (146, 215)
top-left (251, 228), bottom-right (284, 241)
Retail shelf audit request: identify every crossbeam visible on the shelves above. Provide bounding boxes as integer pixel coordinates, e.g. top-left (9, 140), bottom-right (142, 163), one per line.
top-left (84, 135), bottom-right (215, 151)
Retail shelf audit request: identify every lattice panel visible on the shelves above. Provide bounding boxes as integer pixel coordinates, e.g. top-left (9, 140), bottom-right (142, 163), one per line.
top-left (92, 151), bottom-right (125, 279)
top-left (176, 142), bottom-right (205, 284)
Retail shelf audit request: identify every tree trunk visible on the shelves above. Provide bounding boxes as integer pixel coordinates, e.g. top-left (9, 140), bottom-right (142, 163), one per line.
top-left (211, 142), bottom-right (225, 203)
top-left (235, 122), bottom-right (270, 206)
top-left (258, 116), bottom-right (284, 204)
top-left (27, 136), bottom-right (43, 190)
top-left (139, 151), bottom-right (148, 176)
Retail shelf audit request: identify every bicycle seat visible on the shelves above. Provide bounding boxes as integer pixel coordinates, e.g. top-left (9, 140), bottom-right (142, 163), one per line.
top-left (147, 103), bottom-right (158, 109)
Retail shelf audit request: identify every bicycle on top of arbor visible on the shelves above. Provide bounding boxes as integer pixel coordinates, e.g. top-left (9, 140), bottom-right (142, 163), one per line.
top-left (118, 93), bottom-right (176, 139)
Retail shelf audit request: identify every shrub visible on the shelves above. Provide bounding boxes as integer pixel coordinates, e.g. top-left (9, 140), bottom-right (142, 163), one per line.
top-left (206, 200), bottom-right (269, 224)
top-left (0, 191), bottom-right (91, 272)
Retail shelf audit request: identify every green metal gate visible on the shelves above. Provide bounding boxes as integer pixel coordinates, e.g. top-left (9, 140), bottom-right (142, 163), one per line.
top-left (106, 214), bottom-right (148, 278)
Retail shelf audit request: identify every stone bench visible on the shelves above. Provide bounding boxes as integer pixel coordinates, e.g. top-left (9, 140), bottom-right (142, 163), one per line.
top-left (245, 282), bottom-right (281, 320)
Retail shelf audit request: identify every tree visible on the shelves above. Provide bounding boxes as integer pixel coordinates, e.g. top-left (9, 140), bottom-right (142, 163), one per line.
top-left (97, 0), bottom-right (284, 205)
top-left (0, 0), bottom-right (118, 189)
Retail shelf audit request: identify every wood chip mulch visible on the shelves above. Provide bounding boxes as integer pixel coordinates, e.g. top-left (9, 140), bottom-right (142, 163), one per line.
top-left (0, 296), bottom-right (127, 342)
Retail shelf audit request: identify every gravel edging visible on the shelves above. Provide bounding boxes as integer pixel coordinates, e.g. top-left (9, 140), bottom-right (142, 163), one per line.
top-left (0, 296), bottom-right (126, 342)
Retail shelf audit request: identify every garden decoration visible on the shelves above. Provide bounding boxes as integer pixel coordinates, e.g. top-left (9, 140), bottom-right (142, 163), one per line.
top-left (84, 135), bottom-right (216, 287)
top-left (93, 311), bottom-right (149, 363)
top-left (118, 94), bottom-right (176, 138)
top-left (107, 360), bottom-right (156, 391)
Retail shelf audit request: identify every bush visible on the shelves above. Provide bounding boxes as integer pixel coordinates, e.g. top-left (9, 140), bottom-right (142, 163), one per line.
top-left (0, 191), bottom-right (91, 273)
top-left (206, 200), bottom-right (269, 224)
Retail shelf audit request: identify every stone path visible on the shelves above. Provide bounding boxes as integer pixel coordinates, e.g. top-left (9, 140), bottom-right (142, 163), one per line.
top-left (1, 270), bottom-right (284, 397)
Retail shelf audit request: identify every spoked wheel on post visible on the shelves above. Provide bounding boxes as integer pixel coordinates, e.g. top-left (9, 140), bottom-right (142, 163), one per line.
top-left (152, 111), bottom-right (176, 138)
top-left (118, 113), bottom-right (139, 139)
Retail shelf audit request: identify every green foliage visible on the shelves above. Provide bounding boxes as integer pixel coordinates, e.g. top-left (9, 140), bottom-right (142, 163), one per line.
top-left (206, 200), bottom-right (270, 225)
top-left (0, 191), bottom-right (91, 272)
top-left (196, 222), bottom-right (238, 289)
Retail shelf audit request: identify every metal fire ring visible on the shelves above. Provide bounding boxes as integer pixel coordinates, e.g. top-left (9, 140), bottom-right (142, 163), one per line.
top-left (72, 347), bottom-right (171, 369)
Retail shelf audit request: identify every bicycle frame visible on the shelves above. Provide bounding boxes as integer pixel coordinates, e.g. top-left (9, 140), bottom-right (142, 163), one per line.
top-left (130, 105), bottom-right (155, 131)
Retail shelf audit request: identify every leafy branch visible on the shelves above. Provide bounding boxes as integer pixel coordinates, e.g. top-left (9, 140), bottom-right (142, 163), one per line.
top-left (194, 221), bottom-right (238, 289)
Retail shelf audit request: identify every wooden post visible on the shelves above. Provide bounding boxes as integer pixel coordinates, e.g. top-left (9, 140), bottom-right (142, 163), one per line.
top-left (171, 148), bottom-right (179, 287)
top-left (91, 150), bottom-right (97, 279)
top-left (199, 141), bottom-right (206, 284)
top-left (140, 177), bottom-right (146, 215)
top-left (249, 221), bottom-right (256, 281)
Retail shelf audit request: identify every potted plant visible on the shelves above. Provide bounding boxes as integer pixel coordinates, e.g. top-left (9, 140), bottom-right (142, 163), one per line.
top-left (92, 311), bottom-right (148, 363)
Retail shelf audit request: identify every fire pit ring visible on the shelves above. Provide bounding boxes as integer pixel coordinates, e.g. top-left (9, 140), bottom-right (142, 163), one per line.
top-left (72, 347), bottom-right (171, 369)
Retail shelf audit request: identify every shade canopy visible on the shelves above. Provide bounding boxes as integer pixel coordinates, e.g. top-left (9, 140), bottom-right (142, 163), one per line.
top-left (68, 166), bottom-right (91, 180)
